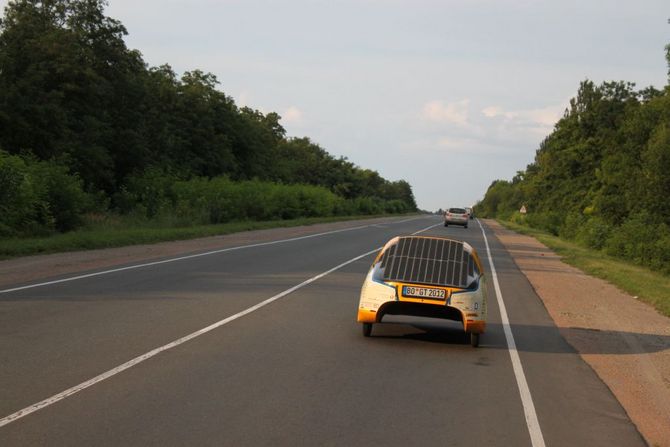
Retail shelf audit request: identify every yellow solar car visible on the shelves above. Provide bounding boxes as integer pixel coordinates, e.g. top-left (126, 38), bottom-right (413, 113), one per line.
top-left (357, 235), bottom-right (487, 347)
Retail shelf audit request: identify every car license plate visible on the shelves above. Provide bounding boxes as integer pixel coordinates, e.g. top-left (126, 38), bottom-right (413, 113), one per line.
top-left (402, 286), bottom-right (446, 300)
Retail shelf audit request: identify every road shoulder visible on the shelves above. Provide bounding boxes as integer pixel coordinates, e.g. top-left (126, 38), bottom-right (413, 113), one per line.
top-left (484, 219), bottom-right (670, 447)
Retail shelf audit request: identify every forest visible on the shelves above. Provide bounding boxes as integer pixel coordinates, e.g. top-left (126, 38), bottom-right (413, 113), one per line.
top-left (477, 48), bottom-right (670, 273)
top-left (0, 0), bottom-right (417, 238)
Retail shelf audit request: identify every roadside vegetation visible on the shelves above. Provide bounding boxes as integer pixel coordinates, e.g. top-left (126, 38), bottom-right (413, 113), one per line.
top-left (499, 220), bottom-right (670, 318)
top-left (477, 42), bottom-right (670, 278)
top-left (0, 1), bottom-right (417, 247)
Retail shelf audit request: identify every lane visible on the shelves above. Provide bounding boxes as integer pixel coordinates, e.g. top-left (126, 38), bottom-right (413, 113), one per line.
top-left (0, 218), bottom-right (532, 446)
top-left (0, 216), bottom-right (435, 417)
top-left (0, 247), bottom-right (383, 429)
top-left (0, 215), bottom-right (645, 446)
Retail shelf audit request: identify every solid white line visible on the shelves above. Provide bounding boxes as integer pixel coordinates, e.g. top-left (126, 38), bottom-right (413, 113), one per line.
top-left (0, 216), bottom-right (428, 295)
top-left (476, 219), bottom-right (546, 447)
top-left (0, 247), bottom-right (381, 428)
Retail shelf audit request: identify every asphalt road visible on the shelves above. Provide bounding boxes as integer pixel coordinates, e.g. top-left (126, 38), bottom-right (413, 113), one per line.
top-left (0, 216), bottom-right (646, 446)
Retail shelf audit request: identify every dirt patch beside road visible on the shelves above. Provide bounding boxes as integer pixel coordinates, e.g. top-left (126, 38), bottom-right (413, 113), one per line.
top-left (485, 219), bottom-right (670, 447)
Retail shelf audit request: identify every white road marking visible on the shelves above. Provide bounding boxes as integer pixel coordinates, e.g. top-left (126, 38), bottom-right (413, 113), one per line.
top-left (412, 222), bottom-right (442, 235)
top-left (0, 247), bottom-right (383, 428)
top-left (476, 218), bottom-right (546, 447)
top-left (0, 217), bottom-right (442, 427)
top-left (0, 216), bottom-right (430, 295)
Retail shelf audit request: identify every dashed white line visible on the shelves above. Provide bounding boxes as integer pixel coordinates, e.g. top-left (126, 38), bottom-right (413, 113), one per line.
top-left (0, 218), bottom-right (442, 428)
top-left (477, 218), bottom-right (546, 447)
top-left (0, 247), bottom-right (382, 428)
top-left (412, 222), bottom-right (443, 235)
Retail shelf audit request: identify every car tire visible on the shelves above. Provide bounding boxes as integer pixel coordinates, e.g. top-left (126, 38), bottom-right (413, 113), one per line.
top-left (363, 323), bottom-right (373, 337)
top-left (444, 222), bottom-right (448, 227)
top-left (470, 333), bottom-right (479, 347)
top-left (464, 224), bottom-right (468, 229)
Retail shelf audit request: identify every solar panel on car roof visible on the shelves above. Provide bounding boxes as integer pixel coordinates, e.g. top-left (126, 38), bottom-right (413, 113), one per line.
top-left (380, 237), bottom-right (471, 288)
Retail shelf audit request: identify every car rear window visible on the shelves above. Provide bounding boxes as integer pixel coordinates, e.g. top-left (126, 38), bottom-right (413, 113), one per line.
top-left (449, 208), bottom-right (466, 213)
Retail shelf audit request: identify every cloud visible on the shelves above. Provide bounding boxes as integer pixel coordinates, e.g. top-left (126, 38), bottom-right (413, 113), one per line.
top-left (481, 106), bottom-right (504, 118)
top-left (422, 99), bottom-right (470, 126)
top-left (480, 105), bottom-right (521, 121)
top-left (481, 103), bottom-right (564, 131)
top-left (281, 106), bottom-right (304, 125)
top-left (409, 99), bottom-right (569, 159)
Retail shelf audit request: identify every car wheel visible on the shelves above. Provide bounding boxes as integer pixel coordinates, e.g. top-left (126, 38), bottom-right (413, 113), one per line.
top-left (464, 224), bottom-right (468, 229)
top-left (470, 333), bottom-right (479, 347)
top-left (363, 323), bottom-right (373, 337)
top-left (444, 222), bottom-right (448, 227)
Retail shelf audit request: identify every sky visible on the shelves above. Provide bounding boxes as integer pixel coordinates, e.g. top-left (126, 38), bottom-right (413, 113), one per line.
top-left (3, 0), bottom-right (668, 211)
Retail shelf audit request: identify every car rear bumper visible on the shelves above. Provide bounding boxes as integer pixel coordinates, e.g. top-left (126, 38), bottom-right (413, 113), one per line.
top-left (444, 217), bottom-right (468, 225)
top-left (358, 277), bottom-right (488, 333)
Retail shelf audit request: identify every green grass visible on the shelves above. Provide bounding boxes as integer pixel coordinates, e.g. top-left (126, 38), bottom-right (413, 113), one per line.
top-left (0, 213), bottom-right (418, 260)
top-left (498, 219), bottom-right (670, 318)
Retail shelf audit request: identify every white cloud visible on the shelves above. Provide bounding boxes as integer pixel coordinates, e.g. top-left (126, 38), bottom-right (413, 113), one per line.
top-left (481, 106), bottom-right (504, 118)
top-left (281, 106), bottom-right (304, 125)
top-left (481, 103), bottom-right (564, 130)
top-left (482, 106), bottom-right (519, 119)
top-left (422, 99), bottom-right (470, 126)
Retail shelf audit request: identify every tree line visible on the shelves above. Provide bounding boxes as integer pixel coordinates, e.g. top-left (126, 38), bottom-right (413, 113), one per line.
top-left (0, 0), bottom-right (416, 237)
top-left (477, 47), bottom-right (670, 273)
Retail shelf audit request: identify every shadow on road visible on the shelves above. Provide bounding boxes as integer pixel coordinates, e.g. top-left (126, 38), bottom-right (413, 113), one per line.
top-left (367, 317), bottom-right (670, 355)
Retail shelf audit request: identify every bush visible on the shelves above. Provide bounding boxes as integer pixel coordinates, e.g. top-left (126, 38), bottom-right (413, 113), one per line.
top-left (525, 211), bottom-right (563, 235)
top-left (350, 197), bottom-right (384, 215)
top-left (604, 211), bottom-right (669, 270)
top-left (114, 170), bottom-right (408, 228)
top-left (559, 212), bottom-right (587, 240)
top-left (0, 151), bottom-right (91, 236)
top-left (0, 152), bottom-right (40, 236)
top-left (575, 216), bottom-right (613, 249)
top-left (509, 211), bottom-right (528, 225)
top-left (650, 228), bottom-right (670, 273)
top-left (384, 199), bottom-right (409, 214)
top-left (31, 162), bottom-right (93, 231)
top-left (116, 168), bottom-right (180, 218)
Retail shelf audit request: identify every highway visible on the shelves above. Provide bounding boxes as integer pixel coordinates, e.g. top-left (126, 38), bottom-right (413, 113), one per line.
top-left (0, 216), bottom-right (645, 446)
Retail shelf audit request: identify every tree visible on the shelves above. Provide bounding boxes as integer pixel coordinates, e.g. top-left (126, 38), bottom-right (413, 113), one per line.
top-left (0, 0), bottom-right (146, 192)
top-left (0, 0), bottom-right (419, 233)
